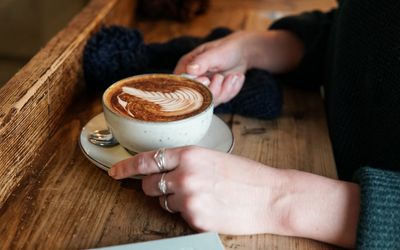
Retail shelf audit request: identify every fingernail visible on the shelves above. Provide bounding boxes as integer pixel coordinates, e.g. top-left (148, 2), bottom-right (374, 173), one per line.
top-left (198, 78), bottom-right (210, 86)
top-left (215, 74), bottom-right (224, 85)
top-left (231, 75), bottom-right (238, 84)
top-left (188, 64), bottom-right (200, 72)
top-left (180, 73), bottom-right (196, 79)
top-left (216, 74), bottom-right (224, 82)
top-left (108, 168), bottom-right (116, 178)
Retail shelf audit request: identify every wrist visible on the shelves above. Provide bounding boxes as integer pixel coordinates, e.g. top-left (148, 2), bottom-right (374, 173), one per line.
top-left (241, 31), bottom-right (272, 70)
top-left (228, 30), bottom-right (263, 72)
top-left (245, 30), bottom-right (304, 73)
top-left (284, 170), bottom-right (360, 248)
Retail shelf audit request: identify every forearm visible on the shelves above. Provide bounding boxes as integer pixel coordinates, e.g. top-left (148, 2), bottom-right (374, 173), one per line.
top-left (245, 30), bottom-right (304, 73)
top-left (280, 169), bottom-right (360, 248)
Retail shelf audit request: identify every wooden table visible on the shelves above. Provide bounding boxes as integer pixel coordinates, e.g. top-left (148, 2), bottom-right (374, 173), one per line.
top-left (0, 0), bottom-right (339, 249)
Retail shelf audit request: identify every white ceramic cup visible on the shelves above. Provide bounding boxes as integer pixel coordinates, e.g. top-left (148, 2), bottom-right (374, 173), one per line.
top-left (102, 74), bottom-right (214, 153)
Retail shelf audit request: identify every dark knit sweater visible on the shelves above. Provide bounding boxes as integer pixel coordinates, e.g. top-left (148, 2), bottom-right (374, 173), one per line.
top-left (270, 0), bottom-right (400, 248)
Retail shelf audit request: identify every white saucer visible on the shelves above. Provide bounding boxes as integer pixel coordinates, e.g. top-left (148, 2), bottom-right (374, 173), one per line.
top-left (79, 113), bottom-right (234, 172)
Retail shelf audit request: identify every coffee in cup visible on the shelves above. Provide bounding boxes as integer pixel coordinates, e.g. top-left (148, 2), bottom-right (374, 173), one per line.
top-left (103, 74), bottom-right (214, 153)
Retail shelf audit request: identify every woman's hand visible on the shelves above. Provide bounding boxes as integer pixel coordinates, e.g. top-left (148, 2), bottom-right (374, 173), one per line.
top-left (174, 30), bottom-right (305, 106)
top-left (108, 146), bottom-right (360, 248)
top-left (174, 31), bottom-right (251, 106)
top-left (108, 146), bottom-right (291, 235)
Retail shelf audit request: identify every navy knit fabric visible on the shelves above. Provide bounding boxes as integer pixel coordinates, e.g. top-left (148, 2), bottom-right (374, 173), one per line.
top-left (83, 27), bottom-right (148, 90)
top-left (353, 167), bottom-right (400, 250)
top-left (83, 26), bottom-right (282, 120)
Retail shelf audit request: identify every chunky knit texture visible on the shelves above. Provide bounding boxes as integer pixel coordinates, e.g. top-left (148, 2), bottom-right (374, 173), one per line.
top-left (271, 0), bottom-right (400, 248)
top-left (83, 26), bottom-right (281, 119)
top-left (353, 167), bottom-right (400, 250)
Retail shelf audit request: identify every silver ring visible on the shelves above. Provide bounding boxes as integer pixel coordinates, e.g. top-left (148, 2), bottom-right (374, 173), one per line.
top-left (163, 195), bottom-right (175, 213)
top-left (154, 148), bottom-right (166, 172)
top-left (158, 173), bottom-right (168, 195)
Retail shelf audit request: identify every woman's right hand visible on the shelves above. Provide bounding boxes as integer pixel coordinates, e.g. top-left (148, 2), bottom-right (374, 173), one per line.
top-left (173, 30), bottom-right (304, 106)
top-left (174, 31), bottom-right (252, 106)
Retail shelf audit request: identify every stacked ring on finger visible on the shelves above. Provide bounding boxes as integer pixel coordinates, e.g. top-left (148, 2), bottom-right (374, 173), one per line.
top-left (153, 148), bottom-right (176, 213)
top-left (154, 148), bottom-right (166, 172)
top-left (158, 173), bottom-right (168, 195)
top-left (163, 195), bottom-right (175, 214)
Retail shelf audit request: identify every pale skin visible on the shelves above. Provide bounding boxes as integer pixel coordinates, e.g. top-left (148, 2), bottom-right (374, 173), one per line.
top-left (109, 30), bottom-right (361, 248)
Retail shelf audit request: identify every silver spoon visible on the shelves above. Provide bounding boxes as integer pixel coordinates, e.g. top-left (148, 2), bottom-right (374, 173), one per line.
top-left (88, 129), bottom-right (119, 147)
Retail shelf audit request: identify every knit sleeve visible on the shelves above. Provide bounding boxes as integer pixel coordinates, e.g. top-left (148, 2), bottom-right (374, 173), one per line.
top-left (353, 167), bottom-right (400, 249)
top-left (269, 9), bottom-right (337, 89)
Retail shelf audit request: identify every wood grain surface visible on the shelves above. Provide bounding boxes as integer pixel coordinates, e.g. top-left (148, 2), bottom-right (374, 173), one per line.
top-left (0, 0), bottom-right (339, 249)
top-left (0, 0), bottom-right (135, 207)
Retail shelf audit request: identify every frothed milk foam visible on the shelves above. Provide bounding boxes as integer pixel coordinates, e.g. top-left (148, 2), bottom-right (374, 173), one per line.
top-left (104, 74), bottom-right (212, 122)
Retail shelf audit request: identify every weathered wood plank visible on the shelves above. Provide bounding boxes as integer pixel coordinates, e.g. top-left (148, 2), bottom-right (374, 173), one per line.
top-left (0, 0), bottom-right (136, 208)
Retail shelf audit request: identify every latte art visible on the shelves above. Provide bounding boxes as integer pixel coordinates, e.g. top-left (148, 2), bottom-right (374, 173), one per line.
top-left (105, 75), bottom-right (212, 122)
top-left (119, 86), bottom-right (203, 117)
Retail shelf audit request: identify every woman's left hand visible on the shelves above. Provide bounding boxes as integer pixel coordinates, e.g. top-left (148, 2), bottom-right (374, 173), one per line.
top-left (108, 146), bottom-right (290, 235)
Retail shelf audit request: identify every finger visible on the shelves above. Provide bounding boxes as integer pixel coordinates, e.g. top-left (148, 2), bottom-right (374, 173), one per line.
top-left (234, 73), bottom-right (246, 94)
top-left (142, 172), bottom-right (177, 196)
top-left (108, 148), bottom-right (182, 179)
top-left (217, 73), bottom-right (244, 104)
top-left (159, 194), bottom-right (180, 213)
top-left (217, 74), bottom-right (237, 103)
top-left (208, 74), bottom-right (224, 105)
top-left (194, 76), bottom-right (211, 86)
